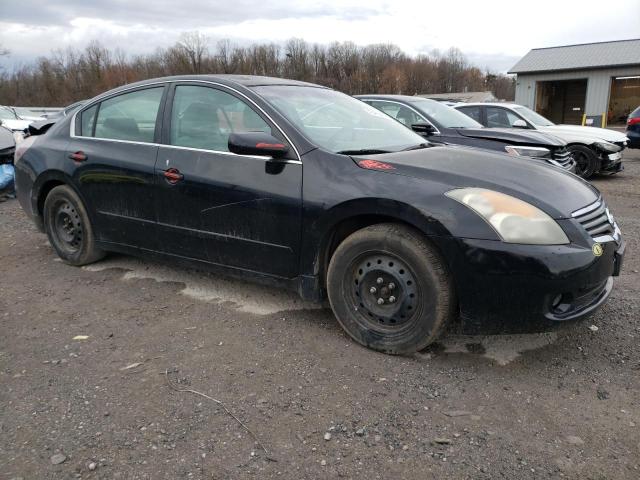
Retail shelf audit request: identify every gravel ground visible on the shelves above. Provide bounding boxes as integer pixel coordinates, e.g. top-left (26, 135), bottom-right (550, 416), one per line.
top-left (1, 150), bottom-right (639, 479)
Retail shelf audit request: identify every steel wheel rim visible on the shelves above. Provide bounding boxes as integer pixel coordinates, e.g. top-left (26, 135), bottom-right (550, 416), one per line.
top-left (52, 200), bottom-right (83, 253)
top-left (348, 253), bottom-right (420, 333)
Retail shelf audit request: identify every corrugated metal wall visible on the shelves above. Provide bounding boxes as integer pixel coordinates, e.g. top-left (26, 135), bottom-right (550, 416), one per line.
top-left (514, 66), bottom-right (640, 118)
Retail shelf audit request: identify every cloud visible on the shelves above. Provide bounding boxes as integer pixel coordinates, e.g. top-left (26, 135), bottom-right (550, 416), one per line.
top-left (1, 0), bottom-right (389, 27)
top-left (1, 0), bottom-right (639, 74)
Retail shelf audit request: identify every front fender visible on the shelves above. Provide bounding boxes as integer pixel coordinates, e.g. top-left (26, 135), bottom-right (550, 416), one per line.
top-left (301, 197), bottom-right (456, 279)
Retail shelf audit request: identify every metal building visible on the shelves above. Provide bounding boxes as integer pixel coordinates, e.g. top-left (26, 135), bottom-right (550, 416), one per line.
top-left (510, 39), bottom-right (640, 126)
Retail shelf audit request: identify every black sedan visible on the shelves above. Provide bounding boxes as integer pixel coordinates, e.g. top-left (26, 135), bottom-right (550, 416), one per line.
top-left (15, 75), bottom-right (624, 354)
top-left (356, 95), bottom-right (576, 172)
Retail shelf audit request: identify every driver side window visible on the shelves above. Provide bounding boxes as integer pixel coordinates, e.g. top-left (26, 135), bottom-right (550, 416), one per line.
top-left (170, 85), bottom-right (272, 152)
top-left (486, 107), bottom-right (521, 128)
top-left (368, 101), bottom-right (424, 126)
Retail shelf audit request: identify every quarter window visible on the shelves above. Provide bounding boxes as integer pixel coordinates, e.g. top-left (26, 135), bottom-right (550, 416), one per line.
top-left (169, 85), bottom-right (272, 152)
top-left (91, 87), bottom-right (164, 142)
top-left (79, 104), bottom-right (98, 137)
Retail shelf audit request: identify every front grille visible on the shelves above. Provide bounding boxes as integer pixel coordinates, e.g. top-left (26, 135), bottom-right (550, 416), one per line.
top-left (572, 197), bottom-right (618, 241)
top-left (550, 147), bottom-right (575, 169)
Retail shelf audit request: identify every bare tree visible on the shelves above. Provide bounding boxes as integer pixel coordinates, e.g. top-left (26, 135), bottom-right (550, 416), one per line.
top-left (0, 36), bottom-right (516, 106)
top-left (177, 31), bottom-right (209, 74)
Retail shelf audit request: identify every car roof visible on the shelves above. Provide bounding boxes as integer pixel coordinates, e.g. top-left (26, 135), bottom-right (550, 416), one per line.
top-left (103, 75), bottom-right (326, 94)
top-left (355, 94), bottom-right (431, 103)
top-left (454, 102), bottom-right (521, 108)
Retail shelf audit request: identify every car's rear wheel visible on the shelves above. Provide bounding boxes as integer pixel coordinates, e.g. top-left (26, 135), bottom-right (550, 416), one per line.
top-left (569, 145), bottom-right (599, 179)
top-left (43, 185), bottom-right (105, 266)
top-left (327, 223), bottom-right (454, 354)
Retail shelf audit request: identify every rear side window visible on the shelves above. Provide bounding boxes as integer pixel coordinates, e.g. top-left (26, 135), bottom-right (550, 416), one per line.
top-left (169, 85), bottom-right (272, 152)
top-left (458, 106), bottom-right (482, 123)
top-left (89, 88), bottom-right (163, 143)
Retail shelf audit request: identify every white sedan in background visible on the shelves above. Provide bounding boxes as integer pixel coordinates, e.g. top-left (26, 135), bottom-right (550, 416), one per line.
top-left (10, 107), bottom-right (46, 122)
top-left (455, 102), bottom-right (629, 179)
top-left (0, 106), bottom-right (32, 133)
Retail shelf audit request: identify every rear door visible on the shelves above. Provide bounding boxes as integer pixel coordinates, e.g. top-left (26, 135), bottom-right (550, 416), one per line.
top-left (68, 86), bottom-right (167, 249)
top-left (154, 82), bottom-right (302, 278)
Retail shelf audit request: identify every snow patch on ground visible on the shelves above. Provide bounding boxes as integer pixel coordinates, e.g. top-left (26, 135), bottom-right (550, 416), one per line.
top-left (82, 256), bottom-right (321, 315)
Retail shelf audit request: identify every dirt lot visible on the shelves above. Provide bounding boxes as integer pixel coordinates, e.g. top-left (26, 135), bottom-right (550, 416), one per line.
top-left (1, 150), bottom-right (639, 480)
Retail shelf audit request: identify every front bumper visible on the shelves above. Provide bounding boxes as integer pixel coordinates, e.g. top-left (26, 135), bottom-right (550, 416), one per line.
top-left (600, 151), bottom-right (624, 173)
top-left (432, 235), bottom-right (624, 334)
top-left (548, 158), bottom-right (577, 173)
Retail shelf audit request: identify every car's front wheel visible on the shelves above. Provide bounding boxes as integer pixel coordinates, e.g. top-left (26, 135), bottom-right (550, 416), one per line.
top-left (568, 145), bottom-right (599, 179)
top-left (327, 223), bottom-right (454, 354)
top-left (43, 185), bottom-right (105, 266)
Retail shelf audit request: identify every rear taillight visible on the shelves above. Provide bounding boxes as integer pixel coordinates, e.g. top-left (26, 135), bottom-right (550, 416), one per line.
top-left (628, 117), bottom-right (640, 126)
top-left (14, 135), bottom-right (36, 163)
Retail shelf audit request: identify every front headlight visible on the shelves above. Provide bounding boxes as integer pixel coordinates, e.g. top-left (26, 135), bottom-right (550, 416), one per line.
top-left (593, 141), bottom-right (621, 153)
top-left (504, 145), bottom-right (550, 158)
top-left (446, 188), bottom-right (569, 245)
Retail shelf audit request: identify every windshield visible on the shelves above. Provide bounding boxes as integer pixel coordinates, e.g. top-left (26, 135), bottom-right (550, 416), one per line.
top-left (13, 108), bottom-right (37, 117)
top-left (0, 108), bottom-right (18, 120)
top-left (252, 86), bottom-right (425, 153)
top-left (513, 106), bottom-right (555, 126)
top-left (409, 98), bottom-right (482, 129)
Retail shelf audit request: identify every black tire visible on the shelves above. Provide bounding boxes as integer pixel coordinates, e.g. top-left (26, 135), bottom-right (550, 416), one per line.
top-left (43, 185), bottom-right (105, 266)
top-left (326, 223), bottom-right (454, 355)
top-left (568, 144), bottom-right (600, 179)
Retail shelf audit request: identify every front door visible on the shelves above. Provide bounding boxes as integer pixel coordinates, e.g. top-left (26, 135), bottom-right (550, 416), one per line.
top-left (154, 83), bottom-right (302, 278)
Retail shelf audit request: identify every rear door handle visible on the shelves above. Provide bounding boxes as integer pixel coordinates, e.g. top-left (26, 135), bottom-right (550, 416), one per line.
top-left (68, 151), bottom-right (87, 162)
top-left (163, 167), bottom-right (184, 184)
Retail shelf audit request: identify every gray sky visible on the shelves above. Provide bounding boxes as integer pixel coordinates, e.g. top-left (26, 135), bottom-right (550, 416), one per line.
top-left (1, 0), bottom-right (639, 73)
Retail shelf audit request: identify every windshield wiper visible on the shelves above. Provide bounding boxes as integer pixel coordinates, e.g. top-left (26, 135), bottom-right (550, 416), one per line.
top-left (402, 142), bottom-right (430, 151)
top-left (336, 148), bottom-right (391, 155)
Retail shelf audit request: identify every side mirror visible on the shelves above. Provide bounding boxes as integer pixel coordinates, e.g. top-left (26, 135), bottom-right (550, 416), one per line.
top-left (411, 122), bottom-right (437, 136)
top-left (512, 119), bottom-right (528, 129)
top-left (228, 132), bottom-right (289, 158)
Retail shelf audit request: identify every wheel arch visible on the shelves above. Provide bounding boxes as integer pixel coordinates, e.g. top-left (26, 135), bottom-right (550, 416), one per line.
top-left (305, 198), bottom-right (452, 294)
top-left (32, 171), bottom-right (87, 229)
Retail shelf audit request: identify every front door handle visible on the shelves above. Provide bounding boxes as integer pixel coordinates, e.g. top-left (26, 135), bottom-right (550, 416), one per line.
top-left (163, 167), bottom-right (184, 184)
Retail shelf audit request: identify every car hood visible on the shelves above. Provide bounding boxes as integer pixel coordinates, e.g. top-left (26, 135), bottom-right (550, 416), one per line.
top-left (357, 145), bottom-right (598, 218)
top-left (538, 125), bottom-right (629, 144)
top-left (0, 119), bottom-right (31, 132)
top-left (456, 127), bottom-right (566, 147)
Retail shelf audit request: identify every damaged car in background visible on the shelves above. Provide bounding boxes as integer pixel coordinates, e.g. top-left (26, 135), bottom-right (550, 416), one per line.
top-left (0, 106), bottom-right (31, 133)
top-left (14, 75), bottom-right (625, 354)
top-left (455, 102), bottom-right (629, 178)
top-left (357, 95), bottom-right (577, 173)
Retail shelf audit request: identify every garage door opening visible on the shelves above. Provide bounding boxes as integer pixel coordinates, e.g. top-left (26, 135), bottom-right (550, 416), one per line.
top-left (535, 79), bottom-right (587, 125)
top-left (608, 76), bottom-right (640, 125)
